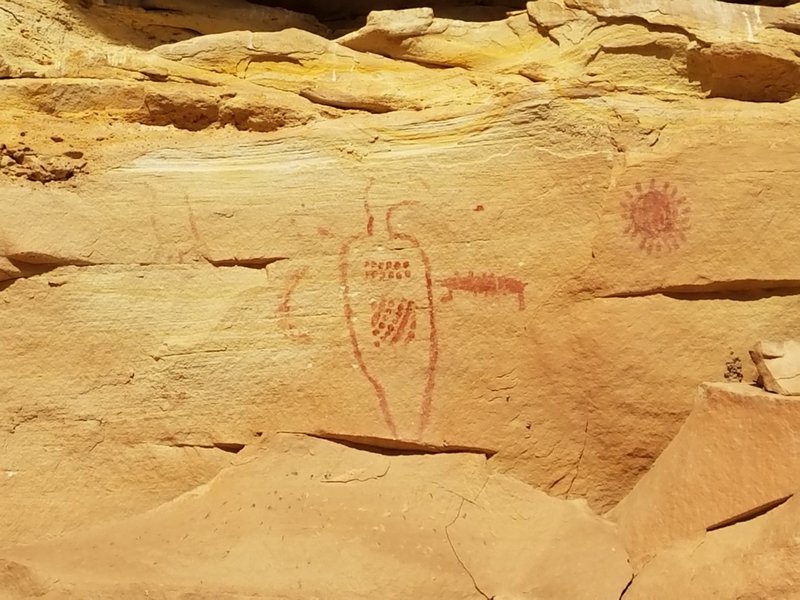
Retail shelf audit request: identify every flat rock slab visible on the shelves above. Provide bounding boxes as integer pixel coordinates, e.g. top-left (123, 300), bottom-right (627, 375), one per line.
top-left (448, 475), bottom-right (631, 600)
top-left (0, 434), bottom-right (631, 600)
top-left (609, 382), bottom-right (800, 569)
top-left (750, 340), bottom-right (800, 395)
top-left (626, 494), bottom-right (800, 600)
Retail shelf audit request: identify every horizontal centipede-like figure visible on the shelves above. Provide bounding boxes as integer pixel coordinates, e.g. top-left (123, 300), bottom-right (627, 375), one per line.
top-left (438, 271), bottom-right (527, 311)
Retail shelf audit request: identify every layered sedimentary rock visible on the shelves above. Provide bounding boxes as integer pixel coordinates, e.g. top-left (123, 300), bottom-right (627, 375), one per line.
top-left (0, 434), bottom-right (632, 599)
top-left (1, 0), bottom-right (800, 573)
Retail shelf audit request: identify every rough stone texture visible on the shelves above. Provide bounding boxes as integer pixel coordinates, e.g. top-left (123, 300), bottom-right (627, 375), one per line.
top-left (0, 434), bottom-right (632, 599)
top-left (610, 382), bottom-right (800, 569)
top-left (447, 474), bottom-right (631, 599)
top-left (750, 340), bottom-right (800, 395)
top-left (1, 0), bottom-right (800, 573)
top-left (626, 494), bottom-right (800, 600)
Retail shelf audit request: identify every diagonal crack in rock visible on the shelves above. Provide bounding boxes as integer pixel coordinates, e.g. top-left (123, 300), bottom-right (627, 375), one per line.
top-left (443, 476), bottom-right (493, 600)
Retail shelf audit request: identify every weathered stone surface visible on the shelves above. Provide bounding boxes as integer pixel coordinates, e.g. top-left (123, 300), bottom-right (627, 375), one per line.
top-left (88, 0), bottom-right (331, 39)
top-left (1, 0), bottom-right (800, 563)
top-left (151, 29), bottom-right (506, 112)
top-left (0, 0), bottom-right (327, 78)
top-left (0, 434), bottom-right (632, 599)
top-left (750, 340), bottom-right (800, 395)
top-left (609, 383), bottom-right (800, 569)
top-left (0, 559), bottom-right (47, 600)
top-left (5, 92), bottom-right (800, 544)
top-left (338, 1), bottom-right (800, 101)
top-left (447, 475), bottom-right (631, 599)
top-left (626, 494), bottom-right (800, 600)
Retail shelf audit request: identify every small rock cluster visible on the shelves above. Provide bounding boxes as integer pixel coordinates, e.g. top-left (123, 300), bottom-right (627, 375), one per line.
top-left (0, 143), bottom-right (86, 183)
top-left (724, 352), bottom-right (743, 382)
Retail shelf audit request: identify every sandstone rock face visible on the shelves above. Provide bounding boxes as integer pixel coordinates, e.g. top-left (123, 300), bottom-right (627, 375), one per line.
top-left (1, 0), bottom-right (800, 568)
top-left (750, 340), bottom-right (800, 395)
top-left (610, 383), bottom-right (800, 569)
top-left (0, 559), bottom-right (48, 600)
top-left (447, 474), bottom-right (631, 599)
top-left (0, 434), bottom-right (633, 599)
top-left (626, 494), bottom-right (800, 600)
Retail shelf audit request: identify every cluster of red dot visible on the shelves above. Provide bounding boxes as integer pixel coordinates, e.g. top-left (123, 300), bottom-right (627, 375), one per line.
top-left (364, 260), bottom-right (412, 281)
top-left (370, 298), bottom-right (417, 347)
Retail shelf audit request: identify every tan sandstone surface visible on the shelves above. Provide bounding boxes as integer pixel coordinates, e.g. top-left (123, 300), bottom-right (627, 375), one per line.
top-left (610, 382), bottom-right (800, 568)
top-left (1, 0), bottom-right (800, 596)
top-left (0, 433), bottom-right (632, 599)
top-left (609, 382), bottom-right (800, 597)
top-left (624, 492), bottom-right (800, 600)
top-left (750, 339), bottom-right (800, 395)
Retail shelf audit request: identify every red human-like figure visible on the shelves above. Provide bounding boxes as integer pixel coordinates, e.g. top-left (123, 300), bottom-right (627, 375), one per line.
top-left (340, 200), bottom-right (438, 440)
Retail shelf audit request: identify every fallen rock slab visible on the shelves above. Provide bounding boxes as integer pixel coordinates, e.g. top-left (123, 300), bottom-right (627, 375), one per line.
top-left (609, 382), bottom-right (800, 569)
top-left (750, 340), bottom-right (800, 395)
top-left (626, 494), bottom-right (800, 600)
top-left (0, 433), bottom-right (631, 600)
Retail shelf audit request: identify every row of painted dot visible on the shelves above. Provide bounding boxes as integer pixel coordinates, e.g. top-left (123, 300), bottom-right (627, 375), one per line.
top-left (373, 332), bottom-right (416, 347)
top-left (372, 323), bottom-right (417, 346)
top-left (375, 301), bottom-right (416, 320)
top-left (364, 260), bottom-right (411, 270)
top-left (372, 318), bottom-right (417, 334)
top-left (371, 299), bottom-right (403, 308)
top-left (364, 270), bottom-right (413, 280)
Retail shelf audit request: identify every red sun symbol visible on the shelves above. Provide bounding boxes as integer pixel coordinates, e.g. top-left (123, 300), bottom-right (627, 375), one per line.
top-left (621, 179), bottom-right (690, 254)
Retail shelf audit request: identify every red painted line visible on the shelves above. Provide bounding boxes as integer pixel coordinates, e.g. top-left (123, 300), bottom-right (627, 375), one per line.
top-left (340, 238), bottom-right (398, 438)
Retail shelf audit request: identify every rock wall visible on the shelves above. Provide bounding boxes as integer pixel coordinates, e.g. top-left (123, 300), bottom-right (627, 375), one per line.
top-left (0, 434), bottom-right (633, 599)
top-left (1, 0), bottom-right (799, 559)
top-left (4, 383), bottom-right (800, 598)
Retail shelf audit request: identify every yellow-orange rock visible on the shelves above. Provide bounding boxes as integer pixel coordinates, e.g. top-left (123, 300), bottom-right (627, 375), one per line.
top-left (626, 494), bottom-right (800, 600)
top-left (0, 434), bottom-right (632, 599)
top-left (1, 0), bottom-right (800, 561)
top-left (750, 340), bottom-right (800, 395)
top-left (447, 475), bottom-right (631, 599)
top-left (610, 382), bottom-right (800, 569)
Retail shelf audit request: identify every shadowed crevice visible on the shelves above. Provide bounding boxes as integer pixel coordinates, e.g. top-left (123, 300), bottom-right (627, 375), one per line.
top-left (158, 441), bottom-right (246, 453)
top-left (599, 279), bottom-right (800, 301)
top-left (706, 494), bottom-right (793, 532)
top-left (287, 431), bottom-right (497, 457)
top-left (204, 256), bottom-right (289, 269)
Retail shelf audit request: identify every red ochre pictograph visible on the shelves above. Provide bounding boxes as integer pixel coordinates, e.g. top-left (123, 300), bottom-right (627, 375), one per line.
top-left (277, 266), bottom-right (311, 343)
top-left (370, 297), bottom-right (417, 347)
top-left (438, 272), bottom-right (527, 311)
top-left (340, 200), bottom-right (438, 440)
top-left (621, 179), bottom-right (690, 254)
top-left (364, 259), bottom-right (412, 281)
